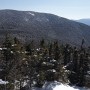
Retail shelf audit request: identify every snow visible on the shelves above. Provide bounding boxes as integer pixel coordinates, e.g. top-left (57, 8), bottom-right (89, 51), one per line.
top-left (11, 51), bottom-right (13, 53)
top-left (47, 69), bottom-right (56, 72)
top-left (28, 12), bottom-right (35, 16)
top-left (0, 48), bottom-right (7, 50)
top-left (0, 79), bottom-right (8, 84)
top-left (46, 19), bottom-right (49, 21)
top-left (54, 84), bottom-right (78, 90)
top-left (24, 17), bottom-right (29, 21)
top-left (12, 44), bottom-right (17, 47)
top-left (2, 48), bottom-right (7, 50)
top-left (0, 69), bottom-right (3, 71)
top-left (31, 81), bottom-right (89, 90)
top-left (36, 18), bottom-right (42, 22)
top-left (22, 58), bottom-right (26, 60)
top-left (36, 48), bottom-right (40, 51)
top-left (0, 48), bottom-right (2, 50)
top-left (87, 71), bottom-right (90, 75)
top-left (36, 17), bottom-right (49, 22)
top-left (43, 82), bottom-right (80, 90)
top-left (50, 59), bottom-right (56, 63)
top-left (42, 62), bottom-right (46, 64)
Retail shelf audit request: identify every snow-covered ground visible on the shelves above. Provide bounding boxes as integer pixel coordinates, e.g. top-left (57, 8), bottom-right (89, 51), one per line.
top-left (31, 81), bottom-right (90, 90)
top-left (0, 79), bottom-right (8, 84)
top-left (0, 79), bottom-right (89, 90)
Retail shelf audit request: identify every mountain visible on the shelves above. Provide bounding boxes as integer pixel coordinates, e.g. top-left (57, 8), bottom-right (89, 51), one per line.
top-left (76, 19), bottom-right (90, 26)
top-left (0, 9), bottom-right (90, 46)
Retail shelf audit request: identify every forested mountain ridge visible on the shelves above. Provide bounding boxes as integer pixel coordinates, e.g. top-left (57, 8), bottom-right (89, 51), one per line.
top-left (0, 10), bottom-right (90, 89)
top-left (0, 10), bottom-right (90, 46)
top-left (76, 19), bottom-right (90, 26)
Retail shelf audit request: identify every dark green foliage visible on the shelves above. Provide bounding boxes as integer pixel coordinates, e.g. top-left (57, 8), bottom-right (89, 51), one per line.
top-left (40, 39), bottom-right (45, 48)
top-left (63, 44), bottom-right (71, 65)
top-left (0, 37), bottom-right (90, 89)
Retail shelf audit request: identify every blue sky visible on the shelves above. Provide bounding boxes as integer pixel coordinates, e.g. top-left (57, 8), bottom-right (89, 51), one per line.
top-left (0, 0), bottom-right (90, 19)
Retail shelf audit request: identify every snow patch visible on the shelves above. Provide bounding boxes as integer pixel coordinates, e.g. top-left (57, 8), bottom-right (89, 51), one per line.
top-left (87, 71), bottom-right (90, 75)
top-left (50, 59), bottom-right (56, 63)
top-left (31, 81), bottom-right (89, 90)
top-left (42, 62), bottom-right (46, 64)
top-left (11, 51), bottom-right (13, 53)
top-left (0, 48), bottom-right (2, 50)
top-left (36, 18), bottom-right (49, 22)
top-left (0, 79), bottom-right (8, 84)
top-left (24, 17), bottom-right (29, 22)
top-left (46, 19), bottom-right (49, 21)
top-left (47, 69), bottom-right (56, 73)
top-left (53, 84), bottom-right (79, 90)
top-left (28, 12), bottom-right (35, 16)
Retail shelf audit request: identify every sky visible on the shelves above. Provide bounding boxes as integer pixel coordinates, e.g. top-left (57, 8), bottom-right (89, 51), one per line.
top-left (0, 0), bottom-right (90, 20)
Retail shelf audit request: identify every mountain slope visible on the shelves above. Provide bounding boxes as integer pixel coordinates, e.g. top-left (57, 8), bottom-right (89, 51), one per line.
top-left (0, 10), bottom-right (90, 46)
top-left (76, 19), bottom-right (90, 26)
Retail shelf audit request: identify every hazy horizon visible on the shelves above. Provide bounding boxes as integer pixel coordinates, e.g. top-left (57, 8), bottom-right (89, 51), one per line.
top-left (0, 0), bottom-right (90, 20)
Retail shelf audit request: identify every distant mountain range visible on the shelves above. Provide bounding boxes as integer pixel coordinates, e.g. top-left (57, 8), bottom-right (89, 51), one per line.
top-left (0, 9), bottom-right (90, 46)
top-left (76, 19), bottom-right (90, 26)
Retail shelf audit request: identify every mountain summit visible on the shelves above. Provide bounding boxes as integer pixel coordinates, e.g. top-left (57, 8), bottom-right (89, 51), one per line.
top-left (0, 10), bottom-right (90, 46)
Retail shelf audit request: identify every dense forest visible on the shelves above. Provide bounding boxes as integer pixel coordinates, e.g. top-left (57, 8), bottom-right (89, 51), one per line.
top-left (0, 35), bottom-right (90, 90)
